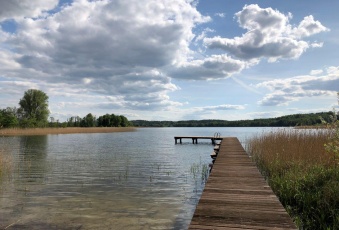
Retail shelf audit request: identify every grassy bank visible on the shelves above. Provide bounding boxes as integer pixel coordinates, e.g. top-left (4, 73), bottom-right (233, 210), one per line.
top-left (0, 127), bottom-right (136, 136)
top-left (246, 128), bottom-right (339, 229)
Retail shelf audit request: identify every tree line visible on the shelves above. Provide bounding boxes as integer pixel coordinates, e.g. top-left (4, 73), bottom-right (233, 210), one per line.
top-left (131, 112), bottom-right (335, 127)
top-left (51, 113), bottom-right (131, 128)
top-left (1, 89), bottom-right (336, 129)
top-left (0, 89), bottom-right (131, 128)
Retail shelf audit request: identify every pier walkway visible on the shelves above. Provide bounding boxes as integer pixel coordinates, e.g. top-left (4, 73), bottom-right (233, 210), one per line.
top-left (189, 137), bottom-right (297, 230)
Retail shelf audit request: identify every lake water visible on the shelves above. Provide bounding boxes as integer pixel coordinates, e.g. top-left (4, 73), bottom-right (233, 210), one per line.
top-left (0, 127), bottom-right (270, 229)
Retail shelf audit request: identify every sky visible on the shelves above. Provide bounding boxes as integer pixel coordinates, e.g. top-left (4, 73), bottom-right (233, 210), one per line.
top-left (0, 0), bottom-right (338, 122)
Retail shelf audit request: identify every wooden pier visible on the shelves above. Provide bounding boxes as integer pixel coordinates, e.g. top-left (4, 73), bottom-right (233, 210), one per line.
top-left (189, 137), bottom-right (297, 230)
top-left (174, 136), bottom-right (223, 144)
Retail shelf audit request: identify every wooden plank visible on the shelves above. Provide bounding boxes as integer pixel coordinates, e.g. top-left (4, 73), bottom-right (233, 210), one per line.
top-left (189, 137), bottom-right (297, 230)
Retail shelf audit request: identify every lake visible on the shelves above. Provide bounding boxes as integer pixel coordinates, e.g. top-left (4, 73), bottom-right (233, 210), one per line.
top-left (0, 127), bottom-right (271, 229)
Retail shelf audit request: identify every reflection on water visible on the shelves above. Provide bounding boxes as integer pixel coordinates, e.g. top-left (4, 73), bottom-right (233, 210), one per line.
top-left (0, 129), bottom-right (215, 229)
top-left (17, 136), bottom-right (49, 184)
top-left (0, 127), bottom-right (266, 229)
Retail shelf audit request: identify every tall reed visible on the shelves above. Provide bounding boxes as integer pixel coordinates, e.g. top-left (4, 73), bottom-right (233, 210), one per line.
top-left (246, 128), bottom-right (339, 229)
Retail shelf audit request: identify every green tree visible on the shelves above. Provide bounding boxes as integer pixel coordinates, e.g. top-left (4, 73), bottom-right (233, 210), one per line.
top-left (67, 117), bottom-right (74, 127)
top-left (0, 107), bottom-right (19, 128)
top-left (120, 115), bottom-right (129, 127)
top-left (81, 113), bottom-right (95, 127)
top-left (113, 114), bottom-right (121, 127)
top-left (18, 89), bottom-right (50, 127)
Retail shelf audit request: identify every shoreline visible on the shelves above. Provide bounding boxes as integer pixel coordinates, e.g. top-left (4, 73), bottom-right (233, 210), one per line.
top-left (0, 127), bottom-right (136, 136)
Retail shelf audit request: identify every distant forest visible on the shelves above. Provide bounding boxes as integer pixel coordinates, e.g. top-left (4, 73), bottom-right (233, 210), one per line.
top-left (2, 89), bottom-right (335, 129)
top-left (131, 112), bottom-right (334, 127)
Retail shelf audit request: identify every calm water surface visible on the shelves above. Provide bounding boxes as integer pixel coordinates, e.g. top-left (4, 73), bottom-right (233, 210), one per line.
top-left (0, 127), bottom-right (269, 229)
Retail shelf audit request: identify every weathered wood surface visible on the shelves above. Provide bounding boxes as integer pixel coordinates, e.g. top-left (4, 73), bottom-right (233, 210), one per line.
top-left (189, 137), bottom-right (297, 230)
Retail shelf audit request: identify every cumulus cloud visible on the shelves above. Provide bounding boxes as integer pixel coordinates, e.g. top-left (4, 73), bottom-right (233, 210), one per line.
top-left (170, 54), bottom-right (248, 80)
top-left (0, 1), bottom-right (331, 120)
top-left (292, 15), bottom-right (329, 38)
top-left (0, 0), bottom-right (58, 21)
top-left (0, 0), bottom-right (210, 111)
top-left (256, 66), bottom-right (339, 106)
top-left (194, 27), bottom-right (214, 42)
top-left (9, 0), bottom-right (209, 73)
top-left (204, 4), bottom-right (329, 62)
top-left (259, 93), bottom-right (299, 106)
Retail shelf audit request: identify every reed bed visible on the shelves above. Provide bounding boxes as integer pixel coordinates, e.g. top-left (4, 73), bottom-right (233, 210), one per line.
top-left (246, 128), bottom-right (339, 229)
top-left (0, 127), bottom-right (136, 136)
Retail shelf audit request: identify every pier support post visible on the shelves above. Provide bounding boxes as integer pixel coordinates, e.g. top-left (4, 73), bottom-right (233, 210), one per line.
top-left (211, 138), bottom-right (215, 145)
top-left (175, 138), bottom-right (182, 144)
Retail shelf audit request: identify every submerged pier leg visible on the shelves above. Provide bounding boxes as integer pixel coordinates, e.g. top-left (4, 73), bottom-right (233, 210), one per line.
top-left (211, 138), bottom-right (215, 145)
top-left (175, 138), bottom-right (182, 144)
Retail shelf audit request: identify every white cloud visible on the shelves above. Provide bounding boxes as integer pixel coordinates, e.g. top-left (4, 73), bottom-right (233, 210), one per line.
top-left (310, 42), bottom-right (324, 48)
top-left (247, 111), bottom-right (282, 119)
top-left (204, 4), bottom-right (328, 62)
top-left (327, 66), bottom-right (339, 75)
top-left (179, 103), bottom-right (246, 120)
top-left (248, 107), bottom-right (332, 119)
top-left (215, 13), bottom-right (225, 18)
top-left (195, 27), bottom-right (214, 42)
top-left (0, 0), bottom-right (58, 21)
top-left (258, 93), bottom-right (296, 106)
top-left (9, 0), bottom-right (208, 73)
top-left (170, 54), bottom-right (248, 80)
top-left (256, 66), bottom-right (339, 106)
top-left (0, 49), bottom-right (21, 70)
top-left (310, 69), bottom-right (323, 75)
top-left (292, 15), bottom-right (329, 38)
top-left (196, 104), bottom-right (246, 111)
top-left (0, 1), bottom-right (331, 121)
top-left (0, 0), bottom-right (210, 111)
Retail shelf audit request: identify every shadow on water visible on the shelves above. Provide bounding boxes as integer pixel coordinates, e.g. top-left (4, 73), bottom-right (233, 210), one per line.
top-left (17, 135), bottom-right (49, 184)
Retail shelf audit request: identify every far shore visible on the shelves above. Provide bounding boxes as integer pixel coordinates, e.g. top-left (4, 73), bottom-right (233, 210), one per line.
top-left (0, 127), bottom-right (136, 136)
